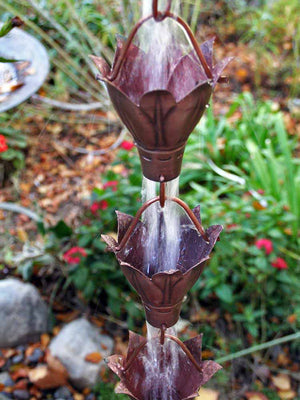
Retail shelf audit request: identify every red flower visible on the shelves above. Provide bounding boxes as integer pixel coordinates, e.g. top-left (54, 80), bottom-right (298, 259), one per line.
top-left (257, 189), bottom-right (265, 195)
top-left (121, 141), bottom-right (134, 151)
top-left (271, 257), bottom-right (288, 270)
top-left (255, 238), bottom-right (273, 255)
top-left (0, 135), bottom-right (8, 153)
top-left (90, 200), bottom-right (109, 215)
top-left (227, 223), bottom-right (238, 231)
top-left (63, 247), bottom-right (87, 264)
top-left (103, 180), bottom-right (118, 191)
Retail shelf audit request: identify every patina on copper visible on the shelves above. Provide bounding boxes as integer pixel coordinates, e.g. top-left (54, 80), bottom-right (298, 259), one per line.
top-left (91, 10), bottom-right (232, 182)
top-left (102, 206), bottom-right (222, 328)
top-left (107, 331), bottom-right (221, 400)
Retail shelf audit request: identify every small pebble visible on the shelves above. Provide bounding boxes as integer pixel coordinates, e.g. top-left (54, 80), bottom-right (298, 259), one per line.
top-left (12, 390), bottom-right (30, 400)
top-left (27, 348), bottom-right (43, 364)
top-left (0, 392), bottom-right (13, 399)
top-left (54, 387), bottom-right (72, 399)
top-left (11, 354), bottom-right (23, 365)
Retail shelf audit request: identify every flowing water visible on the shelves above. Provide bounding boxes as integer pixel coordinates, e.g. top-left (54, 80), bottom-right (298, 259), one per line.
top-left (142, 176), bottom-right (181, 276)
top-left (138, 2), bottom-right (186, 397)
top-left (142, 322), bottom-right (180, 400)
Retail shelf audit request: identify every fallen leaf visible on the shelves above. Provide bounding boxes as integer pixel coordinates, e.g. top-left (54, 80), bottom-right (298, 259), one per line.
top-left (196, 388), bottom-right (219, 400)
top-left (85, 352), bottom-right (103, 363)
top-left (278, 390), bottom-right (297, 399)
top-left (40, 333), bottom-right (50, 348)
top-left (245, 392), bottom-right (268, 400)
top-left (0, 383), bottom-right (4, 391)
top-left (271, 374), bottom-right (291, 391)
top-left (28, 365), bottom-right (67, 389)
top-left (46, 351), bottom-right (68, 377)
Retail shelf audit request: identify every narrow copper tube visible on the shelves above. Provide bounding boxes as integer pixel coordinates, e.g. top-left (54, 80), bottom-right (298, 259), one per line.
top-left (164, 334), bottom-right (203, 373)
top-left (152, 0), bottom-right (172, 21)
top-left (170, 197), bottom-right (209, 242)
top-left (159, 181), bottom-right (166, 208)
top-left (160, 324), bottom-right (166, 345)
top-left (115, 196), bottom-right (160, 251)
top-left (122, 333), bottom-right (202, 374)
top-left (116, 196), bottom-right (209, 251)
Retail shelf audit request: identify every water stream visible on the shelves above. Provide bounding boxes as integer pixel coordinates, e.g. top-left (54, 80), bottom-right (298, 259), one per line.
top-left (142, 176), bottom-right (181, 276)
top-left (138, 2), bottom-right (186, 396)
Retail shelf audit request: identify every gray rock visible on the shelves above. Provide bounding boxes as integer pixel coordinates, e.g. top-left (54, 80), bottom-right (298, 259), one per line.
top-left (49, 318), bottom-right (113, 389)
top-left (0, 279), bottom-right (49, 348)
top-left (0, 372), bottom-right (10, 385)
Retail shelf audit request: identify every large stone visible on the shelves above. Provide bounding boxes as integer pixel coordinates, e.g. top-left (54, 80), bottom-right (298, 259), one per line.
top-left (0, 279), bottom-right (49, 348)
top-left (49, 318), bottom-right (114, 389)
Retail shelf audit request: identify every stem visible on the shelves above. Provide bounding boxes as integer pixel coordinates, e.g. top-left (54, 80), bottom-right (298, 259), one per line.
top-left (0, 202), bottom-right (42, 222)
top-left (216, 331), bottom-right (300, 364)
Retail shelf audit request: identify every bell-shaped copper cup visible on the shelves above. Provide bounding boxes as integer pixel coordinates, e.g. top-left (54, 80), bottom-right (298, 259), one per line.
top-left (107, 331), bottom-right (221, 400)
top-left (91, 10), bottom-right (232, 182)
top-left (102, 205), bottom-right (222, 328)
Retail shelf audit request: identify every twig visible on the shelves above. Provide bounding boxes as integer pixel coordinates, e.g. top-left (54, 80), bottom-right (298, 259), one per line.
top-left (32, 95), bottom-right (103, 111)
top-left (216, 331), bottom-right (300, 364)
top-left (54, 129), bottom-right (127, 155)
top-left (0, 202), bottom-right (42, 222)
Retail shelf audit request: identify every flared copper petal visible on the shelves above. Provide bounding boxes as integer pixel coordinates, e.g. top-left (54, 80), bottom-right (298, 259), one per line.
top-left (89, 55), bottom-right (110, 78)
top-left (200, 37), bottom-right (215, 70)
top-left (212, 56), bottom-right (234, 84)
top-left (167, 54), bottom-right (208, 102)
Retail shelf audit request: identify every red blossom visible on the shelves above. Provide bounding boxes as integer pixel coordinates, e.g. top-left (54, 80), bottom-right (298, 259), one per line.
top-left (0, 135), bottom-right (8, 153)
top-left (257, 189), bottom-right (265, 195)
top-left (227, 223), bottom-right (238, 231)
top-left (103, 180), bottom-right (118, 191)
top-left (255, 238), bottom-right (273, 255)
top-left (90, 200), bottom-right (109, 215)
top-left (63, 247), bottom-right (87, 264)
top-left (271, 257), bottom-right (288, 270)
top-left (121, 141), bottom-right (135, 151)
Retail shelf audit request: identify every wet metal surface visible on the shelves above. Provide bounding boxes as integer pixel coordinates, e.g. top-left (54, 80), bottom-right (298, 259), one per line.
top-left (0, 25), bottom-right (49, 112)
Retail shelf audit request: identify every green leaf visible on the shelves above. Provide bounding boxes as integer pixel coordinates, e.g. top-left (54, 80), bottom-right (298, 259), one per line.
top-left (215, 284), bottom-right (234, 304)
top-left (50, 220), bottom-right (72, 238)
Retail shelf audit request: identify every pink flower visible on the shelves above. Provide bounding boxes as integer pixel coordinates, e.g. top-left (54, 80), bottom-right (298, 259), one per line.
top-left (257, 189), bottom-right (265, 195)
top-left (271, 257), bottom-right (288, 270)
top-left (255, 238), bottom-right (273, 255)
top-left (90, 200), bottom-right (109, 215)
top-left (0, 135), bottom-right (8, 153)
top-left (121, 141), bottom-right (134, 151)
top-left (63, 247), bottom-right (87, 264)
top-left (103, 180), bottom-right (118, 191)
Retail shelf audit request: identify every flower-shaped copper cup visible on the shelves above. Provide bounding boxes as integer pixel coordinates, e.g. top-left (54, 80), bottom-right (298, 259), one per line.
top-left (91, 11), bottom-right (232, 182)
top-left (107, 331), bottom-right (221, 400)
top-left (102, 206), bottom-right (222, 328)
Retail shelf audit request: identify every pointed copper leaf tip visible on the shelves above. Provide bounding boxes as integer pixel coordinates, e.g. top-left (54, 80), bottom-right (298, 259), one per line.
top-left (89, 55), bottom-right (110, 78)
top-left (107, 332), bottom-right (222, 400)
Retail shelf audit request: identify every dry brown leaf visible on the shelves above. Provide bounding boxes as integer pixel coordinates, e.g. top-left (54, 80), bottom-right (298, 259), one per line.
top-left (46, 351), bottom-right (68, 377)
top-left (73, 394), bottom-right (85, 400)
top-left (195, 388), bottom-right (219, 400)
top-left (0, 383), bottom-right (5, 391)
top-left (245, 392), bottom-right (269, 400)
top-left (278, 390), bottom-right (297, 399)
top-left (28, 365), bottom-right (67, 389)
top-left (271, 374), bottom-right (291, 391)
top-left (85, 352), bottom-right (103, 364)
top-left (40, 333), bottom-right (51, 348)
